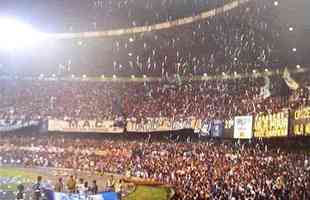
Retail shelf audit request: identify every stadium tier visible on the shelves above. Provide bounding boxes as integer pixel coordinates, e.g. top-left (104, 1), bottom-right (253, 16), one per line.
top-left (0, 0), bottom-right (309, 199)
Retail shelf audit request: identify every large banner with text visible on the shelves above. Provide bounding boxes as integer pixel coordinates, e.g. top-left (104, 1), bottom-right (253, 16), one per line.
top-left (0, 119), bottom-right (40, 132)
top-left (48, 119), bottom-right (123, 133)
top-left (48, 118), bottom-right (202, 133)
top-left (254, 110), bottom-right (289, 138)
top-left (292, 107), bottom-right (310, 136)
top-left (127, 117), bottom-right (201, 132)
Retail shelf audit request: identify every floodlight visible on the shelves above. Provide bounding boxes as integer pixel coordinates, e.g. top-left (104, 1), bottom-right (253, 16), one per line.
top-left (0, 18), bottom-right (45, 50)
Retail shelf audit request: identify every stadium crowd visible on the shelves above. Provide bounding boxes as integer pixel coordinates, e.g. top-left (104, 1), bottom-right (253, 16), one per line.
top-left (0, 0), bottom-right (309, 199)
top-left (0, 76), bottom-right (301, 122)
top-left (0, 136), bottom-right (309, 199)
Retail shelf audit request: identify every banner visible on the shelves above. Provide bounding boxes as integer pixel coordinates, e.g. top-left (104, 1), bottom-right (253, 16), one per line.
top-left (233, 116), bottom-right (253, 139)
top-left (48, 119), bottom-right (123, 133)
top-left (127, 117), bottom-right (201, 133)
top-left (198, 119), bottom-right (224, 137)
top-left (0, 119), bottom-right (40, 132)
top-left (260, 77), bottom-right (271, 99)
top-left (292, 107), bottom-right (310, 136)
top-left (223, 119), bottom-right (234, 138)
top-left (49, 118), bottom-right (201, 133)
top-left (283, 68), bottom-right (299, 90)
top-left (45, 190), bottom-right (119, 200)
top-left (212, 120), bottom-right (224, 137)
top-left (254, 110), bottom-right (289, 138)
top-left (199, 120), bottom-right (213, 137)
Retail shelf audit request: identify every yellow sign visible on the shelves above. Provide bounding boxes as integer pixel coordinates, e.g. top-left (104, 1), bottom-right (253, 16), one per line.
top-left (254, 111), bottom-right (289, 138)
top-left (293, 107), bottom-right (310, 136)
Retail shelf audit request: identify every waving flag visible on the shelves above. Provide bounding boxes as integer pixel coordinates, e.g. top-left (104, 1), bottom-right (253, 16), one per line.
top-left (260, 76), bottom-right (271, 99)
top-left (45, 190), bottom-right (119, 200)
top-left (283, 68), bottom-right (299, 90)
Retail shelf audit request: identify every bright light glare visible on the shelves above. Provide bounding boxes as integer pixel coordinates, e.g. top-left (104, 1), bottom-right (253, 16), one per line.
top-left (0, 18), bottom-right (45, 50)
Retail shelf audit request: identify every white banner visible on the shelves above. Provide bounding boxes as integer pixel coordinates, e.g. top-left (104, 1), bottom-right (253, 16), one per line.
top-left (48, 119), bottom-right (123, 133)
top-left (234, 116), bottom-right (253, 139)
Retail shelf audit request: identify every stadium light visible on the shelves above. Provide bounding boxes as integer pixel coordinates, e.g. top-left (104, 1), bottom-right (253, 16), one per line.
top-left (129, 37), bottom-right (134, 42)
top-left (0, 18), bottom-right (45, 51)
top-left (265, 68), bottom-right (269, 72)
top-left (296, 64), bottom-right (301, 69)
top-left (292, 48), bottom-right (297, 52)
top-left (77, 41), bottom-right (83, 46)
top-left (289, 27), bottom-right (294, 32)
top-left (274, 1), bottom-right (279, 6)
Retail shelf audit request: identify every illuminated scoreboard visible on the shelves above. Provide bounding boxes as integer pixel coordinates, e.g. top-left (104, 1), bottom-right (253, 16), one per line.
top-left (293, 107), bottom-right (310, 136)
top-left (254, 110), bottom-right (289, 138)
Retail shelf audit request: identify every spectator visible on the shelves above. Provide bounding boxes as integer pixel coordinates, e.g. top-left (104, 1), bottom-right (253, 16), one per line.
top-left (66, 175), bottom-right (76, 193)
top-left (54, 177), bottom-right (64, 193)
top-left (32, 176), bottom-right (43, 200)
top-left (90, 180), bottom-right (98, 195)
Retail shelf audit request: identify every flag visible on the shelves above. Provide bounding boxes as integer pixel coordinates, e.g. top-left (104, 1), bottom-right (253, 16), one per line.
top-left (260, 76), bottom-right (271, 99)
top-left (45, 190), bottom-right (119, 200)
top-left (91, 192), bottom-right (119, 200)
top-left (283, 68), bottom-right (299, 90)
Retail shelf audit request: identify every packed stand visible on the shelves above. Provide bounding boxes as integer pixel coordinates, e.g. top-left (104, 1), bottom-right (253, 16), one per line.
top-left (0, 135), bottom-right (309, 199)
top-left (0, 77), bottom-right (295, 121)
